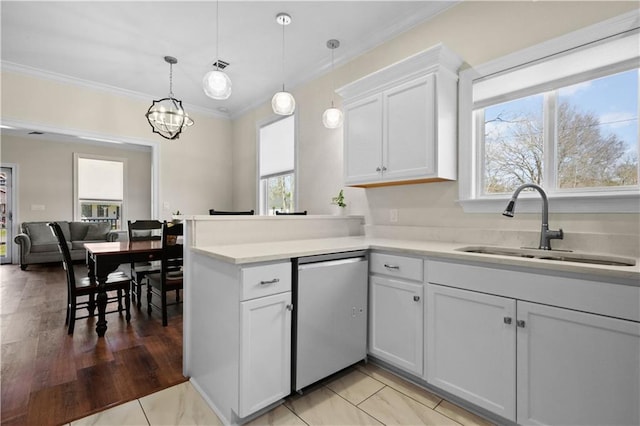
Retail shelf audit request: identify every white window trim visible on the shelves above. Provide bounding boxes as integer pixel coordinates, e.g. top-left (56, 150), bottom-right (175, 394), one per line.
top-left (73, 153), bottom-right (128, 229)
top-left (458, 11), bottom-right (640, 214)
top-left (255, 113), bottom-right (299, 215)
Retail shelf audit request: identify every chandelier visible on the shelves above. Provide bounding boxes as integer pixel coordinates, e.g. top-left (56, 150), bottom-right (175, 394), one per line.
top-left (145, 56), bottom-right (194, 140)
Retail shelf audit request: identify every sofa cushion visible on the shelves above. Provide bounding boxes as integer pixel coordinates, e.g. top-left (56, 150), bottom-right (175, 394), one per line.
top-left (84, 222), bottom-right (112, 240)
top-left (69, 222), bottom-right (89, 241)
top-left (24, 221), bottom-right (71, 245)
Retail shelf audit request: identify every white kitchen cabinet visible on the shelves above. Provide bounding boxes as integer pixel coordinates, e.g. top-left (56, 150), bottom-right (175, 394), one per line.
top-left (426, 260), bottom-right (640, 426)
top-left (517, 301), bottom-right (640, 426)
top-left (239, 292), bottom-right (291, 417)
top-left (343, 94), bottom-right (383, 184)
top-left (426, 284), bottom-right (516, 420)
top-left (369, 252), bottom-right (424, 376)
top-left (338, 44), bottom-right (462, 187)
top-left (187, 254), bottom-right (292, 424)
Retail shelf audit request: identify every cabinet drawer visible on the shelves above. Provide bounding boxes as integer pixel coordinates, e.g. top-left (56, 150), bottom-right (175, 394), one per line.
top-left (241, 262), bottom-right (292, 301)
top-left (370, 253), bottom-right (423, 282)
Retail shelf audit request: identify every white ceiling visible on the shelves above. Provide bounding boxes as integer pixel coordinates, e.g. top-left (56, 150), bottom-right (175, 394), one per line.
top-left (1, 1), bottom-right (457, 120)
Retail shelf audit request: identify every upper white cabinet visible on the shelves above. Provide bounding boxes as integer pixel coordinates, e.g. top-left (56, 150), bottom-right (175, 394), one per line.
top-left (338, 44), bottom-right (463, 187)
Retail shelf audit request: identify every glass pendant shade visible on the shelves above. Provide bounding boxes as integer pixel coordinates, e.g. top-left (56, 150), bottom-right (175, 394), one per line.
top-left (146, 97), bottom-right (194, 140)
top-left (322, 107), bottom-right (343, 128)
top-left (203, 69), bottom-right (232, 100)
top-left (272, 91), bottom-right (296, 116)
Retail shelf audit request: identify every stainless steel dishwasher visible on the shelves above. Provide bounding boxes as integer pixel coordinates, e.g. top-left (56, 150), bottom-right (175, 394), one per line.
top-left (292, 250), bottom-right (368, 392)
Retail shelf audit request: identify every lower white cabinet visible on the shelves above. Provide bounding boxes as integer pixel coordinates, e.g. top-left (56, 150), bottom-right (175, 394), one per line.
top-left (239, 292), bottom-right (292, 418)
top-left (369, 275), bottom-right (423, 375)
top-left (426, 283), bottom-right (640, 426)
top-left (517, 301), bottom-right (640, 426)
top-left (426, 284), bottom-right (516, 420)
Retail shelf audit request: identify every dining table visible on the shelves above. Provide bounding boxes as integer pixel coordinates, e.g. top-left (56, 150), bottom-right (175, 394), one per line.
top-left (84, 240), bottom-right (163, 337)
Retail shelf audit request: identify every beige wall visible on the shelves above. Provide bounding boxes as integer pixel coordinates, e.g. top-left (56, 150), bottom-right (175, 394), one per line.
top-left (231, 1), bottom-right (639, 237)
top-left (1, 70), bottom-right (233, 222)
top-left (1, 135), bottom-right (152, 224)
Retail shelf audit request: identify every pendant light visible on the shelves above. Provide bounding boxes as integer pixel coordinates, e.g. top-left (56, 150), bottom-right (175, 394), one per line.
top-left (322, 39), bottom-right (343, 129)
top-left (145, 56), bottom-right (194, 140)
top-left (203, 0), bottom-right (232, 100)
top-left (272, 13), bottom-right (295, 116)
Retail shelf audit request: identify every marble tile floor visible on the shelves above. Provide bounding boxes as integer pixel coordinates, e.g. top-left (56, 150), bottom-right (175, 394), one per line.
top-left (69, 362), bottom-right (494, 426)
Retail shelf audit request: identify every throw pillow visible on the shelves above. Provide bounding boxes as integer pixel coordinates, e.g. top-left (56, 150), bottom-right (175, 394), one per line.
top-left (84, 222), bottom-right (112, 240)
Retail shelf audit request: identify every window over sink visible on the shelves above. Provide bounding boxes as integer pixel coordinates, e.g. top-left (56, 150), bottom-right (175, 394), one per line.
top-left (459, 12), bottom-right (639, 213)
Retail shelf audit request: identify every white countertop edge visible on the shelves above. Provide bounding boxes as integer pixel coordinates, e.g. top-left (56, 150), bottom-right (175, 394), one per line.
top-left (190, 236), bottom-right (640, 284)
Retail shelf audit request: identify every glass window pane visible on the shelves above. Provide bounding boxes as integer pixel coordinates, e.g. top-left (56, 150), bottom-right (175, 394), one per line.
top-left (79, 201), bottom-right (120, 230)
top-left (482, 94), bottom-right (544, 194)
top-left (557, 70), bottom-right (638, 189)
top-left (264, 174), bottom-right (294, 215)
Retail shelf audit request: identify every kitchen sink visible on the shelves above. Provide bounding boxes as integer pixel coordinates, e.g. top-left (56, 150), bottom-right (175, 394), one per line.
top-left (456, 246), bottom-right (636, 267)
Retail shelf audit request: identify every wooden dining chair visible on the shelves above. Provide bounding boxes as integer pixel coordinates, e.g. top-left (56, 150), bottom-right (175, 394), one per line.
top-left (127, 219), bottom-right (163, 309)
top-left (147, 221), bottom-right (184, 326)
top-left (209, 209), bottom-right (254, 215)
top-left (275, 210), bottom-right (308, 215)
top-left (48, 222), bottom-right (131, 335)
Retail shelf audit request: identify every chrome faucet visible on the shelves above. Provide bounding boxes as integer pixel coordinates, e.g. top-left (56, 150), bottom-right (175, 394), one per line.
top-left (502, 183), bottom-right (563, 250)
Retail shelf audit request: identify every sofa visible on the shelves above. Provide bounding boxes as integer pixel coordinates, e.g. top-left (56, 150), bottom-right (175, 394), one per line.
top-left (14, 221), bottom-right (119, 270)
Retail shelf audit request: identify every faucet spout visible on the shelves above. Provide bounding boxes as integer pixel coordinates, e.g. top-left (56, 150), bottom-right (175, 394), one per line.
top-left (502, 183), bottom-right (563, 250)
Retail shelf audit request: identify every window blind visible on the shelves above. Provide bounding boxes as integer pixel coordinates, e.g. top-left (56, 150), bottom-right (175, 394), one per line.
top-left (473, 30), bottom-right (639, 109)
top-left (78, 158), bottom-right (124, 200)
top-left (259, 115), bottom-right (295, 177)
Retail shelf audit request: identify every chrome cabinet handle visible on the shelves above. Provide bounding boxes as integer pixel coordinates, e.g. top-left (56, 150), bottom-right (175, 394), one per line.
top-left (381, 166), bottom-right (387, 172)
top-left (383, 264), bottom-right (400, 270)
top-left (516, 320), bottom-right (526, 328)
top-left (504, 317), bottom-right (512, 325)
top-left (260, 278), bottom-right (280, 285)
top-left (413, 295), bottom-right (420, 302)
top-left (286, 304), bottom-right (294, 311)
top-left (376, 167), bottom-right (381, 172)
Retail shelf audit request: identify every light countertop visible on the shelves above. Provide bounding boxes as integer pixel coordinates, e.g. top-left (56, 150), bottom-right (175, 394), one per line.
top-left (191, 236), bottom-right (640, 283)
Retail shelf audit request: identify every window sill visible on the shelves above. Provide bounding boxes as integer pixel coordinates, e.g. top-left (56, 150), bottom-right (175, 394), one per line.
top-left (458, 192), bottom-right (640, 214)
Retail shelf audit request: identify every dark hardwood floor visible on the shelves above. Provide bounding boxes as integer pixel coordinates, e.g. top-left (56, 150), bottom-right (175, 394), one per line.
top-left (0, 263), bottom-right (186, 426)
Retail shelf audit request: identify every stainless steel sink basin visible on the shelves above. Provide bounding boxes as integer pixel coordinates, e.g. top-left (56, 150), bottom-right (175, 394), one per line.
top-left (456, 246), bottom-right (636, 267)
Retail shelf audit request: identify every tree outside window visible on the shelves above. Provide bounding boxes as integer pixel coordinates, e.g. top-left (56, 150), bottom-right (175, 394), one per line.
top-left (481, 69), bottom-right (638, 195)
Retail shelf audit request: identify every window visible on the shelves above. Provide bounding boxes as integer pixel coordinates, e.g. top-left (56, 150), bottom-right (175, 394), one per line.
top-left (479, 70), bottom-right (638, 195)
top-left (459, 12), bottom-right (639, 213)
top-left (74, 154), bottom-right (125, 229)
top-left (258, 115), bottom-right (296, 215)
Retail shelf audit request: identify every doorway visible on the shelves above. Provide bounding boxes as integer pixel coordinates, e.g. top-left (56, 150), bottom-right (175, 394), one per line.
top-left (0, 165), bottom-right (15, 264)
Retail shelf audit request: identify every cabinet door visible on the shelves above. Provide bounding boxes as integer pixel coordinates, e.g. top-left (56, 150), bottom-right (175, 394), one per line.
top-left (426, 284), bottom-right (516, 421)
top-left (239, 292), bottom-right (292, 418)
top-left (517, 301), bottom-right (640, 426)
top-left (369, 275), bottom-right (423, 375)
top-left (344, 94), bottom-right (383, 184)
top-left (383, 74), bottom-right (436, 181)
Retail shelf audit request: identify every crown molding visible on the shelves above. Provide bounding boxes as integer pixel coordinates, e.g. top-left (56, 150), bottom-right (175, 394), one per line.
top-left (1, 61), bottom-right (229, 120)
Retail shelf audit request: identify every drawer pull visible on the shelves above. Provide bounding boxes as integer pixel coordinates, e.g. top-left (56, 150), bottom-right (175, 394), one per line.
top-left (413, 295), bottom-right (420, 302)
top-left (260, 278), bottom-right (280, 285)
top-left (383, 264), bottom-right (400, 270)
top-left (504, 317), bottom-right (512, 325)
top-left (517, 320), bottom-right (526, 328)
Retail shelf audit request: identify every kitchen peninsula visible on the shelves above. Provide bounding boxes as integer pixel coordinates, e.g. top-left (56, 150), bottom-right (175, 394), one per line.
top-left (181, 215), bottom-right (640, 426)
